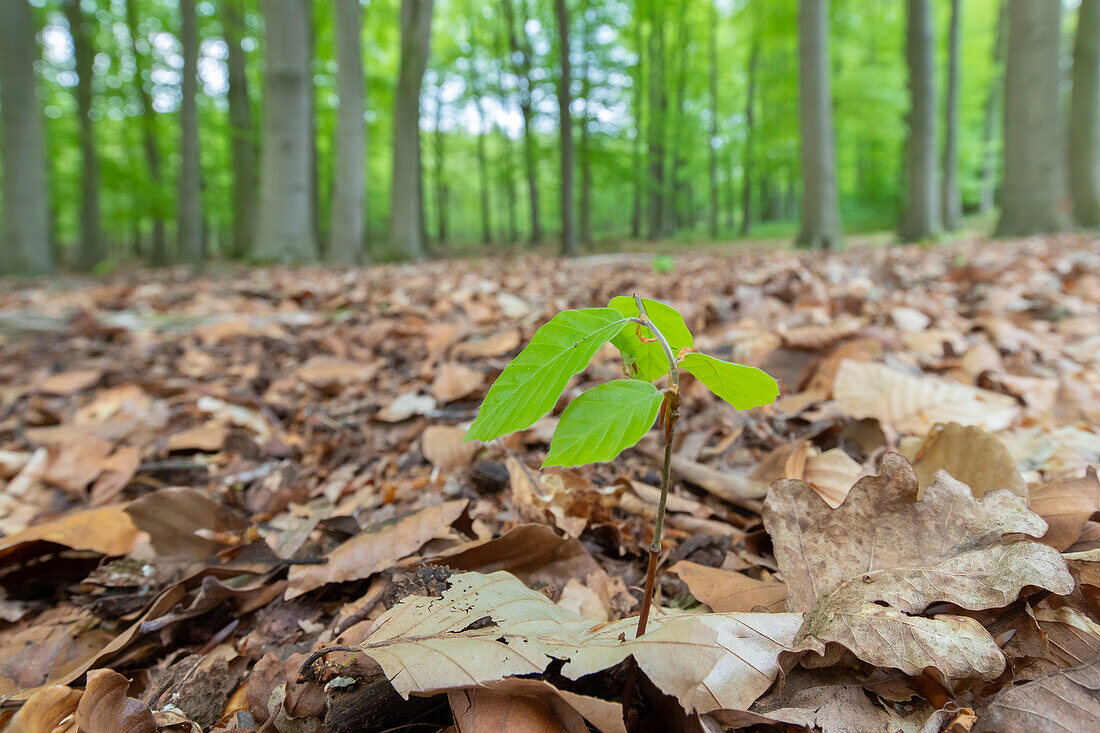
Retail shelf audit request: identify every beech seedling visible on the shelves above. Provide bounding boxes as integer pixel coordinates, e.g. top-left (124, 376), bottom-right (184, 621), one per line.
top-left (465, 295), bottom-right (779, 635)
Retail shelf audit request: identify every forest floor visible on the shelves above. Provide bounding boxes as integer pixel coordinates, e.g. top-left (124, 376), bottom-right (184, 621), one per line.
top-left (0, 231), bottom-right (1099, 732)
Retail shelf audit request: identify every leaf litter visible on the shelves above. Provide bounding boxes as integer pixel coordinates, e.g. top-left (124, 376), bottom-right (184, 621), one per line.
top-left (0, 234), bottom-right (1098, 730)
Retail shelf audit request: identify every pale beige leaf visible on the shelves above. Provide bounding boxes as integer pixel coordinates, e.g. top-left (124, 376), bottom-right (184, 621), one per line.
top-left (0, 505), bottom-right (140, 556)
top-left (166, 425), bottom-right (229, 453)
top-left (974, 657), bottom-right (1100, 732)
top-left (763, 453), bottom-right (1074, 679)
top-left (354, 570), bottom-right (801, 714)
top-left (431, 363), bottom-right (484, 403)
top-left (833, 360), bottom-right (1020, 433)
top-left (40, 369), bottom-right (101, 396)
top-left (452, 329), bottom-right (521, 359)
top-left (910, 422), bottom-right (1027, 499)
top-left (296, 356), bottom-right (379, 390)
top-left (422, 425), bottom-right (481, 470)
top-left (801, 448), bottom-right (862, 507)
top-left (286, 500), bottom-right (468, 598)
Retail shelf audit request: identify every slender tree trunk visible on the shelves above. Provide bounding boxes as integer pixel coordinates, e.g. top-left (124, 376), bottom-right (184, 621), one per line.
top-left (469, 73), bottom-right (492, 245)
top-left (0, 0), bottom-right (52, 275)
top-left (125, 0), bottom-right (167, 265)
top-left (256, 0), bottom-right (318, 261)
top-left (796, 0), bottom-right (841, 249)
top-left (979, 0), bottom-right (1007, 214)
top-left (501, 0), bottom-right (542, 243)
top-left (900, 0), bottom-right (941, 242)
top-left (1070, 0), bottom-right (1099, 228)
top-left (995, 0), bottom-right (1066, 236)
top-left (390, 0), bottom-right (433, 258)
top-left (666, 4), bottom-right (689, 234)
top-left (307, 8), bottom-right (323, 255)
top-left (578, 9), bottom-right (593, 249)
top-left (707, 0), bottom-right (719, 238)
top-left (330, 0), bottom-right (366, 263)
top-left (178, 0), bottom-right (203, 264)
top-left (630, 11), bottom-right (644, 239)
top-left (432, 84), bottom-right (448, 246)
top-left (224, 0), bottom-right (257, 259)
top-left (741, 34), bottom-right (759, 236)
top-left (555, 0), bottom-right (576, 256)
top-left (647, 0), bottom-right (666, 239)
top-left (941, 0), bottom-right (962, 230)
top-left (494, 14), bottom-right (519, 244)
top-left (64, 0), bottom-right (103, 270)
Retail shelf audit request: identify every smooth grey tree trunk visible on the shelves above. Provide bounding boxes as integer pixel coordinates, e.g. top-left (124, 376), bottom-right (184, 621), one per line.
top-left (63, 0), bottom-right (103, 270)
top-left (0, 0), bottom-right (52, 275)
top-left (741, 34), bottom-right (759, 236)
top-left (647, 1), bottom-right (666, 239)
top-left (390, 0), bottom-right (433, 259)
top-left (256, 0), bottom-right (317, 261)
top-left (467, 58), bottom-right (492, 245)
top-left (494, 15), bottom-right (519, 244)
top-left (125, 0), bottom-right (167, 265)
top-left (223, 0), bottom-right (257, 259)
top-left (501, 0), bottom-right (542, 243)
top-left (942, 0), bottom-right (962, 230)
top-left (630, 16), bottom-right (644, 239)
top-left (900, 0), bottom-right (941, 242)
top-left (431, 83), bottom-right (448, 246)
top-left (996, 0), bottom-right (1066, 236)
top-left (554, 0), bottom-right (576, 257)
top-left (1070, 0), bottom-right (1099, 228)
top-left (979, 0), bottom-right (1007, 215)
top-left (796, 0), bottom-right (841, 249)
top-left (708, 0), bottom-right (719, 238)
top-left (178, 0), bottom-right (203, 264)
top-left (330, 0), bottom-right (366, 263)
top-left (577, 8), bottom-right (592, 249)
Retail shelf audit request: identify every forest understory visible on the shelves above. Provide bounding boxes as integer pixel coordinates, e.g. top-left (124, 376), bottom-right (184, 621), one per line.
top-left (1, 232), bottom-right (1099, 732)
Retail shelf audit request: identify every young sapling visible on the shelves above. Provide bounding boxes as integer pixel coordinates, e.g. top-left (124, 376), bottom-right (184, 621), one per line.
top-left (465, 295), bottom-right (779, 636)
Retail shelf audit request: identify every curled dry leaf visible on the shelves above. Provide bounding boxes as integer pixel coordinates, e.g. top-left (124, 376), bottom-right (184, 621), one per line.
top-left (669, 561), bottom-right (787, 612)
top-left (833, 360), bottom-right (1020, 433)
top-left (431, 363), bottom-right (484, 403)
top-left (6, 684), bottom-right (81, 733)
top-left (0, 505), bottom-right (140, 557)
top-left (974, 657), bottom-right (1100, 732)
top-left (1030, 469), bottom-right (1100, 551)
top-left (801, 448), bottom-right (862, 508)
top-left (126, 488), bottom-right (249, 564)
top-left (448, 679), bottom-right (624, 733)
top-left (165, 425), bottom-right (229, 453)
top-left (909, 422), bottom-right (1027, 499)
top-left (422, 425), bottom-right (481, 470)
top-left (296, 356), bottom-right (379, 390)
top-left (40, 369), bottom-right (102, 396)
top-left (285, 500), bottom-right (468, 599)
top-left (763, 453), bottom-right (1074, 680)
top-left (75, 669), bottom-right (156, 733)
top-left (352, 570), bottom-right (801, 714)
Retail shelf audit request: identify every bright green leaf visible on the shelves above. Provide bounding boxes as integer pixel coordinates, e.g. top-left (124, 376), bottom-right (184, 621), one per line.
top-left (464, 308), bottom-right (630, 442)
top-left (681, 353), bottom-right (780, 410)
top-left (607, 296), bottom-right (694, 382)
top-left (543, 380), bottom-right (663, 467)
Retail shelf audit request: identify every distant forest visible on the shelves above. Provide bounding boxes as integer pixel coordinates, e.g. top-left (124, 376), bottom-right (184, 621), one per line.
top-left (0, 0), bottom-right (1097, 273)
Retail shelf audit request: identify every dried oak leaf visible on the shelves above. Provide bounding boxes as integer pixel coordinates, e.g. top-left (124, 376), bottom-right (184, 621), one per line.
top-left (974, 657), bottom-right (1100, 732)
top-left (351, 570), bottom-right (801, 714)
top-left (763, 452), bottom-right (1074, 680)
top-left (74, 669), bottom-right (156, 733)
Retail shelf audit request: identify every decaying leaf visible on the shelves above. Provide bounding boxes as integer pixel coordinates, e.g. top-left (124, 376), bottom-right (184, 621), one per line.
top-left (669, 561), bottom-right (787, 612)
top-left (1030, 469), bottom-right (1100, 550)
top-left (74, 669), bottom-right (156, 733)
top-left (431, 362), bottom-right (484, 403)
top-left (974, 657), bottom-right (1100, 732)
top-left (352, 570), bottom-right (802, 714)
top-left (833, 360), bottom-right (1020, 433)
top-left (449, 678), bottom-right (624, 733)
top-left (6, 684), bottom-right (81, 733)
top-left (909, 422), bottom-right (1026, 499)
top-left (0, 505), bottom-right (140, 557)
top-left (422, 425), bottom-right (482, 470)
top-left (763, 452), bottom-right (1074, 679)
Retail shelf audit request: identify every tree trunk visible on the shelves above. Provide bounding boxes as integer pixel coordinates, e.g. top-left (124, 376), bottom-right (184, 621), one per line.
top-left (578, 9), bottom-right (592, 249)
top-left (1070, 0), bottom-right (1099, 228)
top-left (501, 0), bottom-right (542, 243)
top-left (494, 13), bottom-right (519, 244)
top-left (900, 0), bottom-right (941, 242)
top-left (554, 0), bottom-right (576, 256)
top-left (470, 75), bottom-right (492, 245)
top-left (741, 34), bottom-right (759, 236)
top-left (256, 0), bottom-right (318, 261)
top-left (390, 0), bottom-right (433, 259)
top-left (979, 0), bottom-right (1007, 215)
top-left (941, 0), bottom-right (962, 230)
top-left (707, 0), bottom-right (719, 238)
top-left (224, 0), bottom-right (257, 260)
top-left (178, 0), bottom-right (203, 264)
top-left (432, 84), bottom-right (448, 247)
top-left (330, 0), bottom-right (366, 263)
top-left (63, 0), bottom-right (103, 270)
top-left (646, 0), bottom-right (666, 239)
top-left (796, 0), bottom-right (841, 249)
top-left (630, 12), bottom-right (643, 239)
top-left (995, 0), bottom-right (1066, 236)
top-left (0, 0), bottom-right (52, 275)
top-left (125, 0), bottom-right (167, 265)
top-left (666, 4), bottom-right (689, 234)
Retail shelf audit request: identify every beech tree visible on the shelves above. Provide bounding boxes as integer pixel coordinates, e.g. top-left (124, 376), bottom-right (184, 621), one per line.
top-left (900, 0), bottom-right (940, 242)
top-left (1070, 0), bottom-right (1099, 228)
top-left (942, 0), bottom-right (963, 231)
top-left (554, 0), bottom-right (576, 256)
top-left (330, 0), bottom-right (367, 263)
top-left (224, 0), bottom-right (257, 259)
top-left (63, 0), bottom-right (103, 270)
top-left (178, 0), bottom-right (203, 264)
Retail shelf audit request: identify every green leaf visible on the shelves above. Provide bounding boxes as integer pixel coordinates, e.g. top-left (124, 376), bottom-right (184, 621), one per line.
top-left (465, 308), bottom-right (631, 442)
top-left (607, 296), bottom-right (694, 382)
top-left (543, 380), bottom-right (663, 467)
top-left (681, 353), bottom-right (780, 410)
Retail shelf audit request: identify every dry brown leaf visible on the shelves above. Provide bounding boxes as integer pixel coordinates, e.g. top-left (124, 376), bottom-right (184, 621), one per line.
top-left (353, 570), bottom-right (802, 714)
top-left (41, 435), bottom-right (114, 496)
top-left (0, 505), bottom-right (140, 557)
top-left (450, 688), bottom-right (573, 733)
top-left (449, 679), bottom-right (624, 733)
top-left (1030, 469), bottom-right (1100, 550)
top-left (126, 487), bottom-right (250, 564)
top-left (431, 363), bottom-right (484, 403)
top-left (669, 561), bottom-right (787, 612)
top-left (910, 423), bottom-right (1027, 499)
top-left (763, 453), bottom-right (1074, 679)
top-left (833, 360), bottom-right (1020, 433)
top-left (6, 684), bottom-right (81, 733)
top-left (779, 318), bottom-right (863, 350)
top-left (40, 369), bottom-right (101, 396)
top-left (165, 425), bottom-right (229, 453)
top-left (74, 669), bottom-right (156, 733)
top-left (422, 425), bottom-right (481, 470)
top-left (296, 356), bottom-right (379, 390)
top-left (286, 500), bottom-right (468, 598)
top-left (88, 447), bottom-right (140, 506)
top-left (453, 329), bottom-right (521, 359)
top-left (376, 391), bottom-right (437, 422)
top-left (801, 448), bottom-right (862, 508)
top-left (974, 657), bottom-right (1100, 732)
